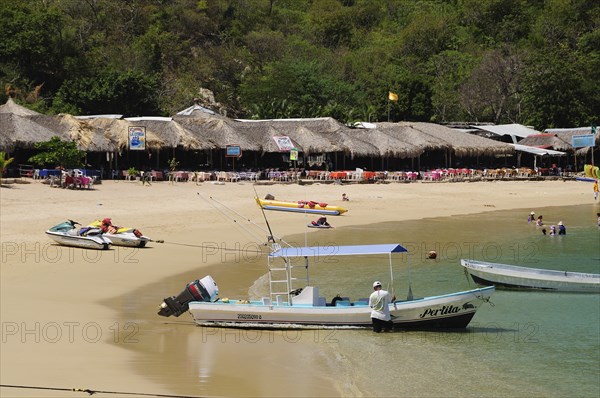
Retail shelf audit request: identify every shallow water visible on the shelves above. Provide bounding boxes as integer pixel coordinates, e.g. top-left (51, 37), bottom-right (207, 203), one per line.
top-left (111, 204), bottom-right (600, 397)
top-left (296, 204), bottom-right (600, 397)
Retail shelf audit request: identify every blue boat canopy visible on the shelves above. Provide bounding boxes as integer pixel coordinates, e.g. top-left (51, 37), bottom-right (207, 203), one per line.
top-left (269, 244), bottom-right (407, 258)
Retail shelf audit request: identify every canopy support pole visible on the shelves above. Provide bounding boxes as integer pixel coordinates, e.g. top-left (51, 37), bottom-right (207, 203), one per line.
top-left (406, 254), bottom-right (413, 301)
top-left (389, 253), bottom-right (394, 299)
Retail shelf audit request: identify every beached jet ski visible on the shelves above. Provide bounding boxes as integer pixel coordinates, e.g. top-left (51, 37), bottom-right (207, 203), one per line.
top-left (88, 219), bottom-right (151, 248)
top-left (45, 220), bottom-right (112, 250)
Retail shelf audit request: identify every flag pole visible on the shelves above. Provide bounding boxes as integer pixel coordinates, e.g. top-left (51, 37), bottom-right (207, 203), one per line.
top-left (387, 96), bottom-right (390, 122)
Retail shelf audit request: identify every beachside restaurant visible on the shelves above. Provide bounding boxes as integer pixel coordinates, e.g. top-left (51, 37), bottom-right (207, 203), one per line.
top-left (3, 98), bottom-right (594, 183)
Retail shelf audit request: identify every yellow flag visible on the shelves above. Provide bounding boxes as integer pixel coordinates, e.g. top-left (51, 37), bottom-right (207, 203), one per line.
top-left (388, 91), bottom-right (398, 101)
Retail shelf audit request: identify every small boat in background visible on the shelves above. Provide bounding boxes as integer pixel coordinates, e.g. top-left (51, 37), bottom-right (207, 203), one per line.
top-left (255, 197), bottom-right (347, 215)
top-left (461, 259), bottom-right (600, 293)
top-left (87, 219), bottom-right (151, 248)
top-left (46, 220), bottom-right (111, 250)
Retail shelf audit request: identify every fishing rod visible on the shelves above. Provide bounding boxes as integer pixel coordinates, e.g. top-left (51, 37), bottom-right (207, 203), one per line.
top-left (252, 185), bottom-right (276, 245)
top-left (199, 191), bottom-right (293, 250)
top-left (197, 192), bottom-right (267, 246)
top-left (206, 194), bottom-right (292, 248)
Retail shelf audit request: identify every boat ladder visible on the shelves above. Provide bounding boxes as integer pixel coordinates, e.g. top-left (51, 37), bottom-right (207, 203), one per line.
top-left (268, 255), bottom-right (309, 306)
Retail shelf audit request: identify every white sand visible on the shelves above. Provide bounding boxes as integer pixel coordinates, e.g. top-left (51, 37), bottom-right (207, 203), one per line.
top-left (0, 178), bottom-right (596, 397)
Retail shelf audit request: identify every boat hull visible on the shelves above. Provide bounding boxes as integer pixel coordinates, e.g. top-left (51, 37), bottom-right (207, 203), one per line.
top-left (45, 231), bottom-right (111, 250)
top-left (461, 259), bottom-right (600, 293)
top-left (102, 233), bottom-right (150, 247)
top-left (256, 198), bottom-right (347, 216)
top-left (187, 286), bottom-right (494, 329)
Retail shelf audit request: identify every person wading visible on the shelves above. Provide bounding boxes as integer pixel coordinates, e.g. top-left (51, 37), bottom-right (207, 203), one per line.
top-left (369, 281), bottom-right (396, 333)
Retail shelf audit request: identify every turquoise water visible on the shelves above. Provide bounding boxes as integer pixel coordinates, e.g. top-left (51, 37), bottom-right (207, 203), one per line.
top-left (116, 204), bottom-right (599, 397)
top-left (281, 204), bottom-right (600, 397)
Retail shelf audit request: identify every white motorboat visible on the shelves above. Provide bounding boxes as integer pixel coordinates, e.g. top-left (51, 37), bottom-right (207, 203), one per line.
top-left (159, 244), bottom-right (495, 329)
top-left (87, 219), bottom-right (151, 248)
top-left (45, 220), bottom-right (111, 250)
top-left (461, 259), bottom-right (600, 293)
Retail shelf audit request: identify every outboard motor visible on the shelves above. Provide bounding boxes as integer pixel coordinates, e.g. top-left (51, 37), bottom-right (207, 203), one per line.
top-left (158, 275), bottom-right (218, 317)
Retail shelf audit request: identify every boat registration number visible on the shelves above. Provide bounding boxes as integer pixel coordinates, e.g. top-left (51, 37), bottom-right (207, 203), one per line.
top-left (237, 313), bottom-right (262, 320)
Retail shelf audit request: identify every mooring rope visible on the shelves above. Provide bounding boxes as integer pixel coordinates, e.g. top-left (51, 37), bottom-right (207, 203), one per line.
top-left (159, 240), bottom-right (267, 253)
top-left (0, 384), bottom-right (206, 398)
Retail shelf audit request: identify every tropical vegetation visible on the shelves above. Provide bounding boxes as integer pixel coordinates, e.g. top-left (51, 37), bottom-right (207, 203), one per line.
top-left (28, 136), bottom-right (86, 168)
top-left (0, 151), bottom-right (14, 184)
top-left (1, 0), bottom-right (598, 130)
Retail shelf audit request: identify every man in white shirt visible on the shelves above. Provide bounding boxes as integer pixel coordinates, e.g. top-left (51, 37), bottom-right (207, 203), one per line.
top-left (369, 281), bottom-right (396, 332)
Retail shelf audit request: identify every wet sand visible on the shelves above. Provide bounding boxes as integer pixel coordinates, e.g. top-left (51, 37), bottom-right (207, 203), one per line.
top-left (0, 178), bottom-right (596, 397)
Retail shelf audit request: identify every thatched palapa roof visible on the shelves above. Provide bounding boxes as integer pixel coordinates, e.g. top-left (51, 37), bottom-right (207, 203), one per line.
top-left (233, 118), bottom-right (380, 157)
top-left (399, 122), bottom-right (513, 156)
top-left (28, 114), bottom-right (114, 152)
top-left (231, 119), bottom-right (341, 154)
top-left (85, 118), bottom-right (164, 151)
top-left (125, 117), bottom-right (208, 150)
top-left (175, 117), bottom-right (258, 151)
top-left (0, 113), bottom-right (63, 151)
top-left (0, 97), bottom-right (42, 116)
top-left (371, 123), bottom-right (447, 155)
top-left (544, 127), bottom-right (599, 155)
top-left (517, 133), bottom-right (572, 152)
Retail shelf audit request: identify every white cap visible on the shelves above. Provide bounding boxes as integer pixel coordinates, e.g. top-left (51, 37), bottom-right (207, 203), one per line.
top-left (558, 221), bottom-right (563, 226)
top-left (530, 211), bottom-right (535, 215)
top-left (373, 281), bottom-right (382, 288)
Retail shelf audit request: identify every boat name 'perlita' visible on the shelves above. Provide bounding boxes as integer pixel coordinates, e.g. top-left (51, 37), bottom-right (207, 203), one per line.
top-left (419, 305), bottom-right (462, 318)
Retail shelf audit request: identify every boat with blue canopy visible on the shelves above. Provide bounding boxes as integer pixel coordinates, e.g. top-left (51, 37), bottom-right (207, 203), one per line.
top-left (159, 243), bottom-right (494, 329)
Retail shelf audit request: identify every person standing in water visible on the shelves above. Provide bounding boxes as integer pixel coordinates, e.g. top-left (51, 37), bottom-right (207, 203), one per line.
top-left (558, 221), bottom-right (566, 235)
top-left (369, 281), bottom-right (395, 333)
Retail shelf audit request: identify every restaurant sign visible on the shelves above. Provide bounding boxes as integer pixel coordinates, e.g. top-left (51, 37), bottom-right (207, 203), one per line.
top-left (128, 126), bottom-right (146, 150)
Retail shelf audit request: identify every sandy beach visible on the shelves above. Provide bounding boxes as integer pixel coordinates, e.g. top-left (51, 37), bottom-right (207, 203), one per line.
top-left (0, 178), bottom-right (596, 397)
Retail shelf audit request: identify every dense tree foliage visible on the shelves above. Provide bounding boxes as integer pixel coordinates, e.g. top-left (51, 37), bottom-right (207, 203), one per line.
top-left (28, 136), bottom-right (86, 168)
top-left (0, 0), bottom-right (598, 129)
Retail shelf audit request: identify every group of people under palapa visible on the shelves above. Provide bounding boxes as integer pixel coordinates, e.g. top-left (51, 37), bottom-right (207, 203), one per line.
top-left (528, 211), bottom-right (566, 236)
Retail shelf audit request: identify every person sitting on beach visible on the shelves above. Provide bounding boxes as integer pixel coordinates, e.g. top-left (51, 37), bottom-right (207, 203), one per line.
top-left (536, 215), bottom-right (544, 227)
top-left (312, 217), bottom-right (330, 227)
top-left (342, 193), bottom-right (350, 201)
top-left (549, 225), bottom-right (556, 236)
top-left (558, 221), bottom-right (566, 235)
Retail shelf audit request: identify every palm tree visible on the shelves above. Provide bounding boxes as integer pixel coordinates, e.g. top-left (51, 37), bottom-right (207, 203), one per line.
top-left (0, 151), bottom-right (15, 186)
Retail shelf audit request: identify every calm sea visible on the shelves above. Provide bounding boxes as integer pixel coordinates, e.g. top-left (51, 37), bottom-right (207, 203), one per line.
top-left (114, 204), bottom-right (600, 397)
